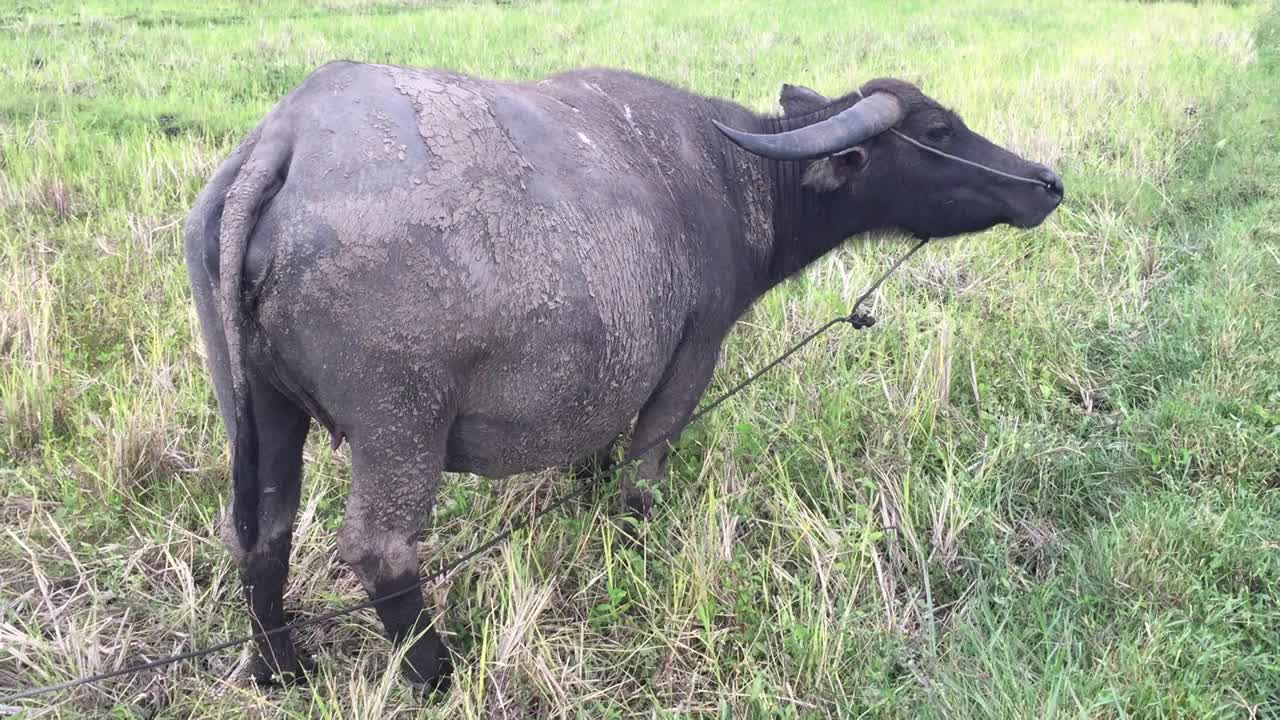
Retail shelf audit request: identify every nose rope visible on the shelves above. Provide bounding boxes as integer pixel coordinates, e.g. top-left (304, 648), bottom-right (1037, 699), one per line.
top-left (849, 89), bottom-right (1049, 188)
top-left (887, 128), bottom-right (1047, 187)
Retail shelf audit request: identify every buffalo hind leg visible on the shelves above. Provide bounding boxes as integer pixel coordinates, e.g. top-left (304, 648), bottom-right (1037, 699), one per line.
top-left (622, 343), bottom-right (720, 523)
top-left (224, 376), bottom-right (312, 685)
top-left (339, 423), bottom-right (452, 693)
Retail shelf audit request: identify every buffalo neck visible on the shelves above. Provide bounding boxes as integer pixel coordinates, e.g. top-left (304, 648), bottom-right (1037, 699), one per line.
top-left (745, 96), bottom-right (887, 299)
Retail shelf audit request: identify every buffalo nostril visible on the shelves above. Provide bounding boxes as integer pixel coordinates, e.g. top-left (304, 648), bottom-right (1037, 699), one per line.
top-left (1037, 168), bottom-right (1064, 199)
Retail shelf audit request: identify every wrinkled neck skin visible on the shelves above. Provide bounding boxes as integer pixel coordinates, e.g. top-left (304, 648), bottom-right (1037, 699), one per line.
top-left (724, 95), bottom-right (896, 310)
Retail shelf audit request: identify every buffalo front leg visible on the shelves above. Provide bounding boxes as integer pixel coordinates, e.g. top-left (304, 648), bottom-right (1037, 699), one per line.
top-left (222, 377), bottom-right (312, 685)
top-left (622, 342), bottom-right (720, 520)
top-left (339, 423), bottom-right (452, 693)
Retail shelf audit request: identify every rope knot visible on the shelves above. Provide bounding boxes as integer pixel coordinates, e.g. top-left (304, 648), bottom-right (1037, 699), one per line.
top-left (845, 312), bottom-right (877, 329)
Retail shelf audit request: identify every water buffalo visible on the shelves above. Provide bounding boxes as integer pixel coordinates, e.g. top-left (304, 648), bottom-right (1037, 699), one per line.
top-left (184, 60), bottom-right (1062, 691)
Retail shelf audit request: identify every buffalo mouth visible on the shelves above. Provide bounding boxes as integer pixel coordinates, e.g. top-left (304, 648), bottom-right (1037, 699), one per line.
top-left (1009, 214), bottom-right (1048, 230)
top-left (1008, 199), bottom-right (1059, 228)
top-left (1008, 196), bottom-right (1062, 230)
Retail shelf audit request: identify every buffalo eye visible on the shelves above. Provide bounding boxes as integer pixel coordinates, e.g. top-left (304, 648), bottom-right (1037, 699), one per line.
top-left (925, 125), bottom-right (953, 143)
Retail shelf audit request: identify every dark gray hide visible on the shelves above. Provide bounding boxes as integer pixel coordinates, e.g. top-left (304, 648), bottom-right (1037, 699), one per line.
top-left (184, 61), bottom-right (1062, 691)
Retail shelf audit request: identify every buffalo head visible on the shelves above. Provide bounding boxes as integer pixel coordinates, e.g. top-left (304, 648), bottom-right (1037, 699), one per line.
top-left (714, 78), bottom-right (1063, 240)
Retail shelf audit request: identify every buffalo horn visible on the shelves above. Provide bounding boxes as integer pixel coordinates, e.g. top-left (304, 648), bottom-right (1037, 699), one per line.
top-left (712, 91), bottom-right (904, 160)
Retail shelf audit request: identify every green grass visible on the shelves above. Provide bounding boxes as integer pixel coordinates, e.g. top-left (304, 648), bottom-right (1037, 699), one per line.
top-left (2, 0), bottom-right (1278, 717)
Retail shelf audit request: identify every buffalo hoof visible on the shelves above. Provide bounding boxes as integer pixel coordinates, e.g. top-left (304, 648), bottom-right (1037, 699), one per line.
top-left (623, 487), bottom-right (653, 521)
top-left (404, 649), bottom-right (453, 698)
top-left (617, 527), bottom-right (645, 551)
top-left (615, 510), bottom-right (649, 550)
top-left (249, 652), bottom-right (316, 688)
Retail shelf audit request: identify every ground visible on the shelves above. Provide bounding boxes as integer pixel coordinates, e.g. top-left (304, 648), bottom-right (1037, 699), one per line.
top-left (1, 0), bottom-right (1278, 718)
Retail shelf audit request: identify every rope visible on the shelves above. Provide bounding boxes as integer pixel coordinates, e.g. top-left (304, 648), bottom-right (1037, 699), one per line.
top-left (887, 129), bottom-right (1047, 187)
top-left (848, 87), bottom-right (1047, 188)
top-left (0, 237), bottom-right (929, 706)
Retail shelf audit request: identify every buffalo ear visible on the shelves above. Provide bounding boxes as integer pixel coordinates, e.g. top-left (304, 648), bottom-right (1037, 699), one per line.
top-left (801, 147), bottom-right (869, 192)
top-left (779, 83), bottom-right (829, 116)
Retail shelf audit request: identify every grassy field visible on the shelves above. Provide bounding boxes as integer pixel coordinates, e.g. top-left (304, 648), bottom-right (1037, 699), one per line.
top-left (2, 0), bottom-right (1279, 717)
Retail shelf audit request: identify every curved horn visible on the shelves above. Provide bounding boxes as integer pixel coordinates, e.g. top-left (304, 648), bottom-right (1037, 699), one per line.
top-left (712, 92), bottom-right (904, 161)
